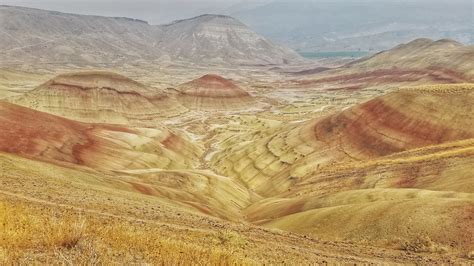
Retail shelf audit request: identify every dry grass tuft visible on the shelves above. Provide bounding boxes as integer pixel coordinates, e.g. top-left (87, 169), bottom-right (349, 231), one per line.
top-left (467, 251), bottom-right (474, 260)
top-left (399, 236), bottom-right (448, 253)
top-left (47, 214), bottom-right (86, 249)
top-left (0, 201), bottom-right (254, 264)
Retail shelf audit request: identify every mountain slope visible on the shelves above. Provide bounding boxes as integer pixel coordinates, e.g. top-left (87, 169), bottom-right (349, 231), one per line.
top-left (0, 5), bottom-right (163, 65)
top-left (160, 14), bottom-right (300, 65)
top-left (347, 39), bottom-right (474, 77)
top-left (209, 83), bottom-right (474, 254)
top-left (248, 138), bottom-right (474, 252)
top-left (3, 151), bottom-right (464, 264)
top-left (0, 6), bottom-right (301, 66)
top-left (295, 39), bottom-right (474, 88)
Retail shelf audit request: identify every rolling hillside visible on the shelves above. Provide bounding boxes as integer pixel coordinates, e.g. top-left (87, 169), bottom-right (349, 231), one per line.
top-left (294, 39), bottom-right (474, 89)
top-left (8, 71), bottom-right (187, 125)
top-left (210, 83), bottom-right (474, 254)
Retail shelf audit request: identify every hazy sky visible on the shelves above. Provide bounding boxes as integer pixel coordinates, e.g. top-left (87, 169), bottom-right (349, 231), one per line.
top-left (3, 0), bottom-right (457, 25)
top-left (1, 0), bottom-right (250, 24)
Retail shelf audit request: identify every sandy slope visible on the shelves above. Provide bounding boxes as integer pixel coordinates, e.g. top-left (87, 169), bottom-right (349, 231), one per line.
top-left (1, 152), bottom-right (471, 264)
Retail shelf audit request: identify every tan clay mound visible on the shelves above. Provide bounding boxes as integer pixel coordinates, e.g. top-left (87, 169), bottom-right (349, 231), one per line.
top-left (347, 39), bottom-right (474, 81)
top-left (233, 86), bottom-right (474, 255)
top-left (261, 189), bottom-right (474, 253)
top-left (49, 71), bottom-right (154, 95)
top-left (178, 74), bottom-right (250, 98)
top-left (246, 139), bottom-right (474, 223)
top-left (0, 101), bottom-right (202, 170)
top-left (8, 71), bottom-right (188, 125)
top-left (176, 74), bottom-right (255, 110)
top-left (295, 39), bottom-right (474, 88)
top-left (313, 85), bottom-right (474, 159)
top-left (211, 84), bottom-right (474, 195)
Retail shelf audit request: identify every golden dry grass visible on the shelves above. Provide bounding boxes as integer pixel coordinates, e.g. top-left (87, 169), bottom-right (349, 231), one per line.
top-left (0, 200), bottom-right (252, 265)
top-left (2, 151), bottom-right (469, 264)
top-left (401, 83), bottom-right (474, 93)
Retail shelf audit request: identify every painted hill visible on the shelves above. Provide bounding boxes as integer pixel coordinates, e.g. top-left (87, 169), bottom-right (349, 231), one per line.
top-left (0, 6), bottom-right (301, 66)
top-left (209, 83), bottom-right (474, 254)
top-left (295, 39), bottom-right (474, 88)
top-left (0, 100), bottom-right (202, 170)
top-left (176, 74), bottom-right (255, 109)
top-left (211, 84), bottom-right (474, 195)
top-left (347, 39), bottom-right (474, 77)
top-left (0, 81), bottom-right (473, 263)
top-left (8, 71), bottom-right (187, 125)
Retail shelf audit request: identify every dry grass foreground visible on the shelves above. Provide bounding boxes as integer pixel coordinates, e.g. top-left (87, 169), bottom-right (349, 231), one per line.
top-left (1, 151), bottom-right (470, 264)
top-left (0, 200), bottom-right (253, 265)
top-left (1, 191), bottom-right (469, 265)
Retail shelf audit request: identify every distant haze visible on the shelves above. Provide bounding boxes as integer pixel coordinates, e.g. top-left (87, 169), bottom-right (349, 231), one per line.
top-left (1, 0), bottom-right (244, 24)
top-left (3, 0), bottom-right (472, 52)
top-left (3, 0), bottom-right (469, 25)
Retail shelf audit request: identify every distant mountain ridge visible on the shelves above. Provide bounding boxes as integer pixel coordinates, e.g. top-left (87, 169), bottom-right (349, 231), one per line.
top-left (159, 14), bottom-right (300, 65)
top-left (164, 14), bottom-right (235, 26)
top-left (230, 0), bottom-right (472, 53)
top-left (0, 5), bottom-right (301, 66)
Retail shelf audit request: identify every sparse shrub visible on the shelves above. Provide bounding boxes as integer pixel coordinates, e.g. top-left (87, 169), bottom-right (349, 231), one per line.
top-left (400, 236), bottom-right (448, 253)
top-left (215, 229), bottom-right (247, 249)
top-left (54, 240), bottom-right (101, 265)
top-left (45, 213), bottom-right (86, 249)
top-left (467, 251), bottom-right (474, 260)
